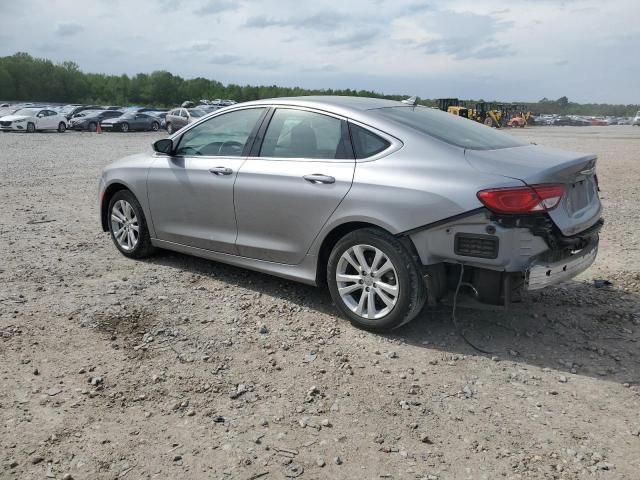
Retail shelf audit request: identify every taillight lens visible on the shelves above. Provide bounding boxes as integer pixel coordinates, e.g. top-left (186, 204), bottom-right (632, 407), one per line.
top-left (477, 184), bottom-right (565, 214)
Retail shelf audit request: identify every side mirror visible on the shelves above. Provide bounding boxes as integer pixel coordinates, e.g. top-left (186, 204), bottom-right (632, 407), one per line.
top-left (153, 138), bottom-right (174, 155)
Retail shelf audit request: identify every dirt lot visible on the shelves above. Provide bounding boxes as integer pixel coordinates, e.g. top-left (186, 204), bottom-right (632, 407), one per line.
top-left (1, 126), bottom-right (639, 480)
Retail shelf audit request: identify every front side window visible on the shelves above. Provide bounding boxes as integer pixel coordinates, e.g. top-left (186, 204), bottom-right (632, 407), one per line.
top-left (260, 109), bottom-right (348, 159)
top-left (175, 108), bottom-right (265, 157)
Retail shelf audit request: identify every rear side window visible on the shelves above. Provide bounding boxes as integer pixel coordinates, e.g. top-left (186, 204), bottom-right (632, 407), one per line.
top-left (375, 106), bottom-right (526, 150)
top-left (260, 109), bottom-right (348, 159)
top-left (349, 124), bottom-right (390, 159)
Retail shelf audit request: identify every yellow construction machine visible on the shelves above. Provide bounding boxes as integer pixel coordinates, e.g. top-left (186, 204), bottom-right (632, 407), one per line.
top-left (437, 99), bottom-right (504, 128)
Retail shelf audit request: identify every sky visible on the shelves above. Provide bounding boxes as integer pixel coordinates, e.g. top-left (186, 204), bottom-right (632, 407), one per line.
top-left (0, 0), bottom-right (638, 103)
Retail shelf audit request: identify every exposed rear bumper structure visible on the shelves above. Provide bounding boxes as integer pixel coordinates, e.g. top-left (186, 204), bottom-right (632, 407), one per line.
top-left (526, 239), bottom-right (598, 290)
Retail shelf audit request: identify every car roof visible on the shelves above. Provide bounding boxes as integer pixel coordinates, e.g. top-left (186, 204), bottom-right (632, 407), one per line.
top-left (244, 95), bottom-right (404, 112)
top-left (233, 96), bottom-right (409, 130)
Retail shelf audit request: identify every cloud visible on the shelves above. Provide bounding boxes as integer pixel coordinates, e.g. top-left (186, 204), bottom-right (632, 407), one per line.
top-left (209, 54), bottom-right (242, 64)
top-left (324, 30), bottom-right (380, 48)
top-left (193, 0), bottom-right (239, 15)
top-left (245, 11), bottom-right (347, 30)
top-left (209, 54), bottom-right (282, 70)
top-left (55, 23), bottom-right (83, 37)
top-left (408, 10), bottom-right (515, 60)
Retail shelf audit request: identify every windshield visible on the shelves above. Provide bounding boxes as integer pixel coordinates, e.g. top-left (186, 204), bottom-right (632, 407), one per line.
top-left (14, 108), bottom-right (40, 116)
top-left (189, 109), bottom-right (205, 118)
top-left (374, 106), bottom-right (527, 150)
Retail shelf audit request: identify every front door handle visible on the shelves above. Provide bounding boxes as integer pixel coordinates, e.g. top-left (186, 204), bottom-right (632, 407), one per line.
top-left (209, 166), bottom-right (233, 175)
top-left (303, 174), bottom-right (335, 184)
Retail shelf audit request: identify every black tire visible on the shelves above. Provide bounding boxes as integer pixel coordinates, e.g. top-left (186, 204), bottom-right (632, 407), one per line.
top-left (107, 190), bottom-right (155, 259)
top-left (151, 121), bottom-right (159, 131)
top-left (166, 123), bottom-right (174, 134)
top-left (88, 122), bottom-right (97, 132)
top-left (327, 228), bottom-right (426, 331)
top-left (121, 122), bottom-right (130, 133)
top-left (26, 122), bottom-right (36, 133)
top-left (58, 122), bottom-right (66, 133)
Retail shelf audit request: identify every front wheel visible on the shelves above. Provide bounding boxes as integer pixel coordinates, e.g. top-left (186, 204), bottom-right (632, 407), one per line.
top-left (58, 122), bottom-right (66, 133)
top-left (151, 121), bottom-right (159, 131)
top-left (88, 122), bottom-right (97, 132)
top-left (108, 190), bottom-right (155, 259)
top-left (27, 122), bottom-right (36, 133)
top-left (327, 228), bottom-right (426, 331)
top-left (120, 122), bottom-right (129, 133)
top-left (166, 123), bottom-right (174, 134)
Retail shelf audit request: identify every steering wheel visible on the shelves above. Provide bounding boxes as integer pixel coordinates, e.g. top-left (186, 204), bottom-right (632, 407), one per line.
top-left (178, 146), bottom-right (200, 156)
top-left (218, 141), bottom-right (243, 155)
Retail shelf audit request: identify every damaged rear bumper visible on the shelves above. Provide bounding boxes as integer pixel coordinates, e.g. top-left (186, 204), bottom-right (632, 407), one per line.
top-left (526, 239), bottom-right (598, 290)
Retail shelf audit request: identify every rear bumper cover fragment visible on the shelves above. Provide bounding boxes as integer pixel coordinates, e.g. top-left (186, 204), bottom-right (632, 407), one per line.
top-left (526, 240), bottom-right (598, 290)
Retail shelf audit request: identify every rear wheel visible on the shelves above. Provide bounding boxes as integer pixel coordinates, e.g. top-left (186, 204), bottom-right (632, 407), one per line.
top-left (108, 190), bottom-right (154, 259)
top-left (57, 122), bottom-right (66, 133)
top-left (484, 117), bottom-right (493, 127)
top-left (327, 228), bottom-right (426, 331)
top-left (151, 121), bottom-right (159, 131)
top-left (26, 122), bottom-right (36, 133)
top-left (166, 123), bottom-right (174, 134)
top-left (121, 122), bottom-right (130, 133)
top-left (88, 122), bottom-right (97, 132)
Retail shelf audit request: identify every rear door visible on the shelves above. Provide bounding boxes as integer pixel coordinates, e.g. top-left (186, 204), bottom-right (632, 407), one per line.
top-left (234, 107), bottom-right (355, 264)
top-left (147, 107), bottom-right (267, 253)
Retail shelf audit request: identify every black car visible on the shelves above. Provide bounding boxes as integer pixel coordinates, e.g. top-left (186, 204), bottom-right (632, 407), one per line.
top-left (65, 105), bottom-right (103, 121)
top-left (100, 112), bottom-right (162, 132)
top-left (68, 110), bottom-right (124, 131)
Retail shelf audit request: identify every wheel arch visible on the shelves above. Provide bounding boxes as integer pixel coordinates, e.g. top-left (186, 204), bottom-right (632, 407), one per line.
top-left (314, 220), bottom-right (421, 286)
top-left (100, 182), bottom-right (131, 231)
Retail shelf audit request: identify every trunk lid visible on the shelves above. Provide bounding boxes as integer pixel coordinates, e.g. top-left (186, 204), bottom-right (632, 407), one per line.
top-left (466, 145), bottom-right (602, 236)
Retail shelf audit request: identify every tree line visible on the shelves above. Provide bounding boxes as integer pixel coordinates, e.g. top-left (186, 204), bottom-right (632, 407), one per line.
top-left (0, 52), bottom-right (638, 116)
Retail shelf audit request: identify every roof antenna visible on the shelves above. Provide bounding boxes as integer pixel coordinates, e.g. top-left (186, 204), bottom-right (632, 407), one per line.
top-left (401, 96), bottom-right (417, 106)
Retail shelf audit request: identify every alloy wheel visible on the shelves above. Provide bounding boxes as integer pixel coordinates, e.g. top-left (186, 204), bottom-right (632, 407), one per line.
top-left (110, 199), bottom-right (139, 251)
top-left (336, 244), bottom-right (399, 319)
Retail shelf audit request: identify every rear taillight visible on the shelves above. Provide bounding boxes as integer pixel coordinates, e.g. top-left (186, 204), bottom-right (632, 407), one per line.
top-left (477, 184), bottom-right (565, 214)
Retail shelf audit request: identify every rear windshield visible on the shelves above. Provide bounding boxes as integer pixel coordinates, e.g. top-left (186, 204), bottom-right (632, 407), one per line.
top-left (374, 106), bottom-right (526, 150)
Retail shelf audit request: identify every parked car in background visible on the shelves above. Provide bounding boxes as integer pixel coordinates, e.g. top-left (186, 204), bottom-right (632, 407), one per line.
top-left (69, 109), bottom-right (123, 131)
top-left (100, 112), bottom-right (161, 132)
top-left (0, 107), bottom-right (68, 132)
top-left (165, 108), bottom-right (206, 133)
top-left (146, 111), bottom-right (168, 129)
top-left (589, 117), bottom-right (608, 126)
top-left (99, 96), bottom-right (603, 331)
top-left (66, 105), bottom-right (103, 120)
top-left (633, 111), bottom-right (640, 126)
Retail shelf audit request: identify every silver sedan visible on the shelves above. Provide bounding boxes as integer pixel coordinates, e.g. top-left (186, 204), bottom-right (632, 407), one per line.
top-left (99, 96), bottom-right (603, 331)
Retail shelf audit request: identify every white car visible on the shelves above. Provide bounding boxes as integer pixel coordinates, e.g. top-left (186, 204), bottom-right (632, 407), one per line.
top-left (633, 110), bottom-right (640, 126)
top-left (0, 107), bottom-right (68, 133)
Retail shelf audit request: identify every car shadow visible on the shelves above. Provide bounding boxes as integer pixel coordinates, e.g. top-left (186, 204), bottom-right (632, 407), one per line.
top-left (145, 250), bottom-right (639, 385)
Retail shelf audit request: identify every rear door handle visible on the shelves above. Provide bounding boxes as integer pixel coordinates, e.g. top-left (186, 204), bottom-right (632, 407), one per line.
top-left (303, 174), bottom-right (335, 184)
top-left (209, 166), bottom-right (233, 175)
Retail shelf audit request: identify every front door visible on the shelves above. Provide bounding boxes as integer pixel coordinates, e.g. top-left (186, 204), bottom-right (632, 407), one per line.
top-left (147, 107), bottom-right (267, 253)
top-left (234, 107), bottom-right (355, 264)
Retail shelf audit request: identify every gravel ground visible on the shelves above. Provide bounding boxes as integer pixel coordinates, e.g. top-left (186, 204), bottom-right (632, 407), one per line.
top-left (1, 126), bottom-right (639, 480)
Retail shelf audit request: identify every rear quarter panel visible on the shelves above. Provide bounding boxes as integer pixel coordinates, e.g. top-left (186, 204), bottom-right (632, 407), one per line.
top-left (308, 135), bottom-right (524, 256)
